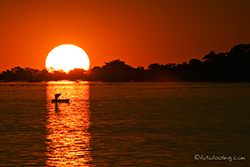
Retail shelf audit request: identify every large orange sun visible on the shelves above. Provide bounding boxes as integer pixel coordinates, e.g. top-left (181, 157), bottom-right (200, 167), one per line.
top-left (45, 44), bottom-right (90, 73)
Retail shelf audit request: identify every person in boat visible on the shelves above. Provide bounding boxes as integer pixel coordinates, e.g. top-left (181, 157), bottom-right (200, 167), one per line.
top-left (52, 93), bottom-right (69, 103)
top-left (55, 93), bottom-right (61, 101)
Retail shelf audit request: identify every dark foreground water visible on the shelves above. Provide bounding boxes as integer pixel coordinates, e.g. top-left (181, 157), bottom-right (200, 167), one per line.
top-left (0, 81), bottom-right (249, 166)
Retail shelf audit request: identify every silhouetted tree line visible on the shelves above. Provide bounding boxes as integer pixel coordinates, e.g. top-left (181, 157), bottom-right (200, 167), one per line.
top-left (0, 66), bottom-right (88, 82)
top-left (1, 43), bottom-right (250, 82)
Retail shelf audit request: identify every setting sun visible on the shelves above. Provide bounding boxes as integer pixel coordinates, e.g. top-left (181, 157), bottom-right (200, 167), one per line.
top-left (45, 44), bottom-right (90, 73)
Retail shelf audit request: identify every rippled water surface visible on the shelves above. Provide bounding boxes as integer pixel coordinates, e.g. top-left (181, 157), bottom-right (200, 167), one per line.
top-left (0, 82), bottom-right (250, 166)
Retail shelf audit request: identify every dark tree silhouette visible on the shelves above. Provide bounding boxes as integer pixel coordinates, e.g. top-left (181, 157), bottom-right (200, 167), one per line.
top-left (147, 63), bottom-right (179, 81)
top-left (1, 43), bottom-right (250, 82)
top-left (224, 44), bottom-right (250, 81)
top-left (1, 69), bottom-right (12, 81)
top-left (68, 68), bottom-right (87, 80)
top-left (50, 70), bottom-right (67, 81)
top-left (87, 66), bottom-right (102, 81)
top-left (90, 59), bottom-right (136, 82)
top-left (38, 69), bottom-right (51, 81)
top-left (203, 51), bottom-right (216, 62)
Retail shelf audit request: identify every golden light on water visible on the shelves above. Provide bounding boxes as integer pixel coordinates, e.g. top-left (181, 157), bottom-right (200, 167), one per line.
top-left (46, 81), bottom-right (93, 166)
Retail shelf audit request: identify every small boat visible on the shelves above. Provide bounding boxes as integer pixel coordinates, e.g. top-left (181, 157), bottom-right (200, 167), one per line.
top-left (51, 93), bottom-right (70, 103)
top-left (52, 99), bottom-right (70, 103)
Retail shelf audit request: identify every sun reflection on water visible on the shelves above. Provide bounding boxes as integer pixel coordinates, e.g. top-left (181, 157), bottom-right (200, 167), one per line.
top-left (46, 81), bottom-right (93, 166)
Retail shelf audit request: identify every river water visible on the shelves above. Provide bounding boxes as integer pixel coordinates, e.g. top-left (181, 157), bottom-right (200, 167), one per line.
top-left (0, 81), bottom-right (249, 166)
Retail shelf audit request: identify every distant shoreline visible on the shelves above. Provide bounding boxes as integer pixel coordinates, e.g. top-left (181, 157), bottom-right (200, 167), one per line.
top-left (1, 80), bottom-right (250, 83)
top-left (1, 44), bottom-right (250, 82)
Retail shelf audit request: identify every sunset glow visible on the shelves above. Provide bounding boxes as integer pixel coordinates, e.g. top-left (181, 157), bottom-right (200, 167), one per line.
top-left (45, 44), bottom-right (90, 73)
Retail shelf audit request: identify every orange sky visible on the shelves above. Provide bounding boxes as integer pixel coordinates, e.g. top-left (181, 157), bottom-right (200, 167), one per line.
top-left (0, 0), bottom-right (250, 71)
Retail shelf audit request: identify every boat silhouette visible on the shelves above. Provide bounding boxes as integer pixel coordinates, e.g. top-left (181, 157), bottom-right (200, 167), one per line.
top-left (52, 93), bottom-right (70, 103)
